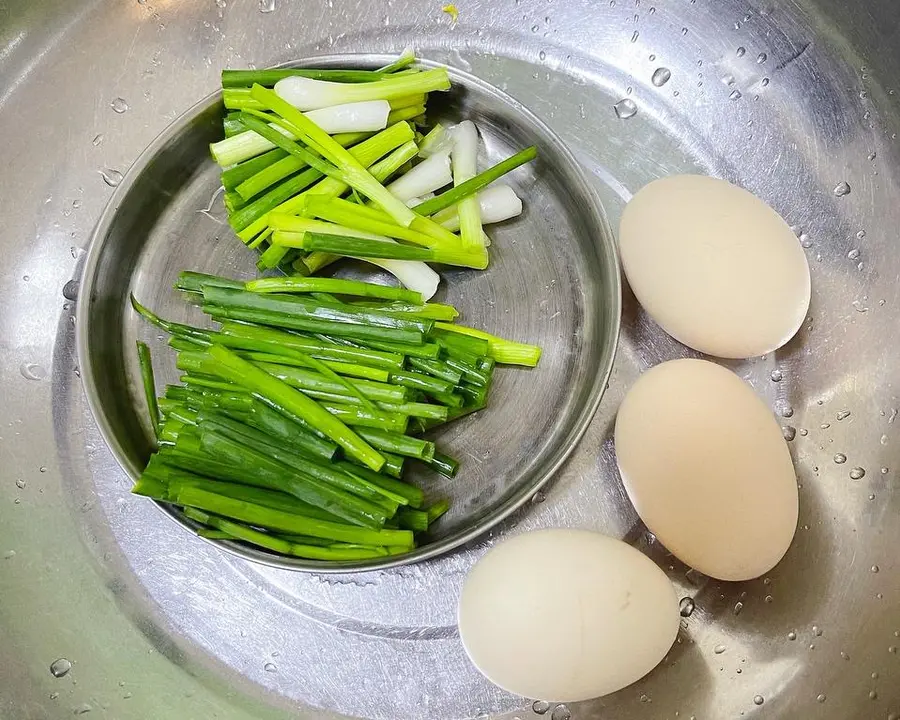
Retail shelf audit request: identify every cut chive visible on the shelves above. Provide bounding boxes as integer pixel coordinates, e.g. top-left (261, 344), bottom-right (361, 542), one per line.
top-left (245, 276), bottom-right (423, 304)
top-left (434, 321), bottom-right (542, 366)
top-left (204, 344), bottom-right (385, 472)
top-left (137, 341), bottom-right (161, 441)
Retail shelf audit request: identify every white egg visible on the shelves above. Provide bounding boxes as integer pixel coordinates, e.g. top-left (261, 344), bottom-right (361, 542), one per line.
top-left (619, 174), bottom-right (811, 359)
top-left (615, 359), bottom-right (798, 581)
top-left (457, 529), bottom-right (679, 702)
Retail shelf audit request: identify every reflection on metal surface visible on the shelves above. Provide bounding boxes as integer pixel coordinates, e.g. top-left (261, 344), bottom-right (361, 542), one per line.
top-left (0, 0), bottom-right (898, 718)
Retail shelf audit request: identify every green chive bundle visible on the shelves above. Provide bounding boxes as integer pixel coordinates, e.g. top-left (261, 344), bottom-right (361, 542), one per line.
top-left (132, 271), bottom-right (541, 562)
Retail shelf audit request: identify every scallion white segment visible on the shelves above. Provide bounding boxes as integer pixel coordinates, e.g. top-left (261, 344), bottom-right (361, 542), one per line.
top-left (386, 151), bottom-right (452, 201)
top-left (418, 123), bottom-right (454, 157)
top-left (304, 100), bottom-right (391, 134)
top-left (434, 185), bottom-right (523, 231)
top-left (210, 123), bottom-right (294, 167)
top-left (210, 101), bottom-right (388, 167)
top-left (451, 121), bottom-right (484, 250)
top-left (363, 257), bottom-right (441, 301)
top-left (273, 68), bottom-right (451, 111)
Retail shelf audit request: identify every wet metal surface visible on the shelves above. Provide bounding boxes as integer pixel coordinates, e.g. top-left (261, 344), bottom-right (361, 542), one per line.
top-left (1, 0), bottom-right (898, 718)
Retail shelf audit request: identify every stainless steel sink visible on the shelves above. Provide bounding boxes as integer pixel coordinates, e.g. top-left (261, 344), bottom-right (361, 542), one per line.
top-left (1, 0), bottom-right (897, 718)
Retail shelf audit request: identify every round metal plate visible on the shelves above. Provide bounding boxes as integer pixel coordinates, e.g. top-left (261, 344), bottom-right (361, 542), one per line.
top-left (75, 55), bottom-right (621, 572)
top-left (1, 1), bottom-right (898, 719)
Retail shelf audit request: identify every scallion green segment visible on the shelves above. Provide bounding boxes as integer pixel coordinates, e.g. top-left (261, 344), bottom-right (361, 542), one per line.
top-left (222, 68), bottom-right (390, 88)
top-left (413, 146), bottom-right (538, 216)
top-left (245, 276), bottom-right (423, 304)
top-left (248, 84), bottom-right (418, 227)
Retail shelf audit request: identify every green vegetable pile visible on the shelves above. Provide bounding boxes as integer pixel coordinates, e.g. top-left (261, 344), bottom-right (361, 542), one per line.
top-left (131, 53), bottom-right (543, 563)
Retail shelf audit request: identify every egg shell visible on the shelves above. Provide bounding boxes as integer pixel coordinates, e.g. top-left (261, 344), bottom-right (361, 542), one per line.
top-left (619, 174), bottom-right (811, 359)
top-left (614, 358), bottom-right (799, 581)
top-left (458, 529), bottom-right (680, 702)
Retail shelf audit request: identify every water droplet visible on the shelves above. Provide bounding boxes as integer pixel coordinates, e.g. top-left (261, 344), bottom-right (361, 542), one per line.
top-left (679, 597), bottom-right (696, 617)
top-left (551, 705), bottom-right (571, 720)
top-left (753, 695), bottom-right (764, 706)
top-left (757, 52), bottom-right (767, 64)
top-left (837, 410), bottom-right (851, 420)
top-left (833, 181), bottom-right (851, 197)
top-left (613, 98), bottom-right (638, 119)
top-left (62, 280), bottom-right (80, 301)
top-left (532, 700), bottom-right (551, 715)
top-left (531, 490), bottom-right (546, 504)
top-left (733, 601), bottom-right (743, 616)
top-left (651, 67), bottom-right (672, 86)
top-left (867, 151), bottom-right (876, 162)
top-left (764, 594), bottom-right (773, 603)
top-left (681, 26), bottom-right (688, 35)
top-left (782, 426), bottom-right (796, 441)
top-left (50, 658), bottom-right (72, 678)
top-left (99, 169), bottom-right (123, 187)
top-left (800, 233), bottom-right (812, 248)
top-left (538, 50), bottom-right (546, 61)
top-left (833, 453), bottom-right (847, 464)
top-left (816, 693), bottom-right (826, 703)
top-left (263, 661), bottom-right (277, 672)
top-left (110, 97), bottom-right (129, 114)
top-left (714, 644), bottom-right (726, 654)
top-left (776, 402), bottom-right (794, 418)
top-left (258, 0), bottom-right (275, 11)
top-left (871, 565), bottom-right (879, 573)
top-left (729, 89), bottom-right (742, 100)
top-left (770, 369), bottom-right (783, 382)
top-left (813, 625), bottom-right (823, 637)
top-left (631, 30), bottom-right (639, 42)
top-left (40, 466), bottom-right (47, 473)
top-left (639, 693), bottom-right (652, 703)
top-left (20, 363), bottom-right (46, 381)
top-left (869, 690), bottom-right (878, 700)
top-left (849, 467), bottom-right (866, 480)
top-left (736, 46), bottom-right (746, 57)
top-left (799, 428), bottom-right (808, 436)
top-left (15, 479), bottom-right (25, 489)
top-left (847, 248), bottom-right (861, 260)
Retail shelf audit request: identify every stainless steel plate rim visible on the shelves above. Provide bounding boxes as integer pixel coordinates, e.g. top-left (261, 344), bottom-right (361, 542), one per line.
top-left (76, 53), bottom-right (622, 573)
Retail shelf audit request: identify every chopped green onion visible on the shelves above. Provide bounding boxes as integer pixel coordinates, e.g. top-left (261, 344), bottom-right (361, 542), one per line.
top-left (413, 146), bottom-right (537, 217)
top-left (245, 276), bottom-right (423, 304)
top-left (222, 68), bottom-right (390, 88)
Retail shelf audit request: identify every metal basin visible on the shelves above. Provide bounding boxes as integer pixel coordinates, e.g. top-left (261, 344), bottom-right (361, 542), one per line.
top-left (0, 1), bottom-right (898, 719)
top-left (75, 57), bottom-right (621, 572)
